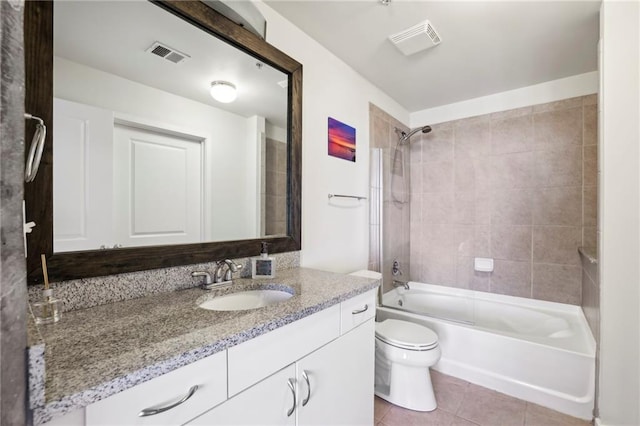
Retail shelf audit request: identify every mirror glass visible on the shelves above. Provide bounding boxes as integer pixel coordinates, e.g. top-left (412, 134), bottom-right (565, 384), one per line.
top-left (53, 1), bottom-right (288, 253)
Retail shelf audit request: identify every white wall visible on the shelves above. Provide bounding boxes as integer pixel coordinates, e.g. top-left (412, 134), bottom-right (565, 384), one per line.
top-left (266, 122), bottom-right (286, 143)
top-left (410, 71), bottom-right (598, 127)
top-left (255, 2), bottom-right (410, 273)
top-left (246, 116), bottom-right (265, 237)
top-left (598, 1), bottom-right (640, 424)
top-left (54, 57), bottom-right (259, 241)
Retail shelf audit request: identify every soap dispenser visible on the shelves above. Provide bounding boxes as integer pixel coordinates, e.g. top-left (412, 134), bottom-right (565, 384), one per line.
top-left (252, 241), bottom-right (275, 279)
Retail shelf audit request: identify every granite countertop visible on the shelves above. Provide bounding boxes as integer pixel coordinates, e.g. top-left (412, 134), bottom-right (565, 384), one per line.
top-left (29, 268), bottom-right (379, 424)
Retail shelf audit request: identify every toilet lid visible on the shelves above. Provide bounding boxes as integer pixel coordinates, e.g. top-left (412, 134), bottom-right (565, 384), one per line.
top-left (375, 319), bottom-right (438, 350)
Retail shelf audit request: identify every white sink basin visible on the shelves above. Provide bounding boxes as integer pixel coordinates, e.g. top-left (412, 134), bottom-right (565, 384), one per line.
top-left (199, 289), bottom-right (293, 311)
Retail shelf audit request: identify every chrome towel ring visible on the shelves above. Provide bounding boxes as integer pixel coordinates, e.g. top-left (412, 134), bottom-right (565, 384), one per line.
top-left (24, 113), bottom-right (47, 183)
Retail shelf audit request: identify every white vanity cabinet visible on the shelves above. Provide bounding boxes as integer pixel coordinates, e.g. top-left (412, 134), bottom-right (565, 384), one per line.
top-left (39, 289), bottom-right (376, 426)
top-left (190, 320), bottom-right (374, 426)
top-left (189, 290), bottom-right (376, 426)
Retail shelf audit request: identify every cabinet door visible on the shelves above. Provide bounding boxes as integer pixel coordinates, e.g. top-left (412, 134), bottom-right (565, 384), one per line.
top-left (188, 364), bottom-right (297, 426)
top-left (297, 319), bottom-right (375, 426)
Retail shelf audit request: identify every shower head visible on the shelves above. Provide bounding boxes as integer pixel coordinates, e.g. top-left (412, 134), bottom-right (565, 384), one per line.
top-left (397, 125), bottom-right (432, 144)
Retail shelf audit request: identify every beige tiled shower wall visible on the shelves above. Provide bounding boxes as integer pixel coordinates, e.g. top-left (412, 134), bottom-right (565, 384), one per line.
top-left (265, 137), bottom-right (287, 235)
top-left (369, 104), bottom-right (410, 294)
top-left (408, 95), bottom-right (598, 305)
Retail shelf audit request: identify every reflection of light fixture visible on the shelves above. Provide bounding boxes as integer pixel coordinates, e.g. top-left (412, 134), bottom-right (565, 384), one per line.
top-left (210, 81), bottom-right (237, 103)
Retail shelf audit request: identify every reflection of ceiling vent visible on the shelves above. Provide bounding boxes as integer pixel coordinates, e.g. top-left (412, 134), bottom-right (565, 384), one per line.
top-left (146, 41), bottom-right (190, 64)
top-left (389, 20), bottom-right (442, 56)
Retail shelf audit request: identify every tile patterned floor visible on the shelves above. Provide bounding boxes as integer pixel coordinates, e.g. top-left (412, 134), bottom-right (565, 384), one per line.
top-left (375, 371), bottom-right (592, 426)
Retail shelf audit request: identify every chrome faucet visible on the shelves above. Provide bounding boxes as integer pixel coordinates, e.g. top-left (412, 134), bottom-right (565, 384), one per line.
top-left (191, 271), bottom-right (214, 290)
top-left (191, 259), bottom-right (242, 290)
top-left (222, 259), bottom-right (243, 282)
top-left (213, 259), bottom-right (243, 284)
top-left (393, 279), bottom-right (410, 290)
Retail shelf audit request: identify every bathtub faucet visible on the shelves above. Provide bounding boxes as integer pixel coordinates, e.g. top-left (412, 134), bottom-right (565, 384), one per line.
top-left (393, 280), bottom-right (410, 290)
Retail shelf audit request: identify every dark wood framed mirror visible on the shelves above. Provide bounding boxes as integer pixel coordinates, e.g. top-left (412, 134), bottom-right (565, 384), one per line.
top-left (24, 0), bottom-right (302, 284)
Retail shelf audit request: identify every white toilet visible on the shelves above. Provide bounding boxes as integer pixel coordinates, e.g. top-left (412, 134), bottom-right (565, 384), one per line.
top-left (347, 270), bottom-right (441, 411)
top-left (374, 319), bottom-right (441, 411)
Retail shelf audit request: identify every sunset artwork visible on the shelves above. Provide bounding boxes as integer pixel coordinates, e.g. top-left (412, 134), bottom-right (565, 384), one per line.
top-left (328, 117), bottom-right (356, 162)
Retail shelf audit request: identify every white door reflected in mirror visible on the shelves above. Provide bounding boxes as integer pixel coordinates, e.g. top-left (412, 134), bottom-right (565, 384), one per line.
top-left (113, 124), bottom-right (203, 248)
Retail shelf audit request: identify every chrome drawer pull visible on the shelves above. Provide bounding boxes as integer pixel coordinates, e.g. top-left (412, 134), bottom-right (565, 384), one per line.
top-left (138, 385), bottom-right (198, 417)
top-left (351, 304), bottom-right (369, 315)
top-left (302, 370), bottom-right (311, 406)
top-left (287, 379), bottom-right (296, 417)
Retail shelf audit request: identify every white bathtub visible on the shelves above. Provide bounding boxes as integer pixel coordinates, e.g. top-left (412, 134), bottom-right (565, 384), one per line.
top-left (377, 282), bottom-right (595, 420)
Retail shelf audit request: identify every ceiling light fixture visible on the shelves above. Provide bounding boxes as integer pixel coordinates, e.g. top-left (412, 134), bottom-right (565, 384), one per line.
top-left (210, 81), bottom-right (237, 103)
top-left (380, 0), bottom-right (391, 5)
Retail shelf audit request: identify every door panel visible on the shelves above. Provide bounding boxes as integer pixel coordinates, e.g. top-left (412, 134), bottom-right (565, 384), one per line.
top-left (113, 124), bottom-right (203, 247)
top-left (53, 98), bottom-right (113, 252)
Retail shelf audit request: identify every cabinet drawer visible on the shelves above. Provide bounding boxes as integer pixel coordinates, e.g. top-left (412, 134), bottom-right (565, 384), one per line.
top-left (340, 289), bottom-right (376, 334)
top-left (228, 304), bottom-right (340, 396)
top-left (86, 350), bottom-right (227, 426)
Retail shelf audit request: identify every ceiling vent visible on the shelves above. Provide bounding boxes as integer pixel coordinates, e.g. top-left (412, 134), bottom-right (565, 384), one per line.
top-left (146, 42), bottom-right (190, 64)
top-left (388, 20), bottom-right (442, 56)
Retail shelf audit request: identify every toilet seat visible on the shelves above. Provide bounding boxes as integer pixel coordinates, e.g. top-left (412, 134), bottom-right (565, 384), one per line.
top-left (375, 319), bottom-right (438, 351)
